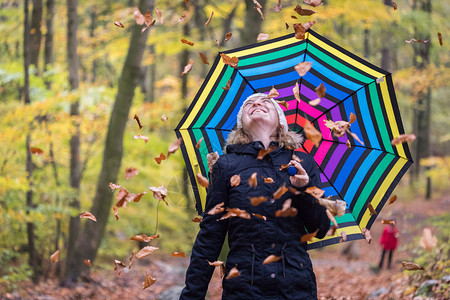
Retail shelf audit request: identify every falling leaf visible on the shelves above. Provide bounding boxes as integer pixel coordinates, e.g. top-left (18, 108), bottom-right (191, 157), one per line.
top-left (324, 119), bottom-right (351, 138)
top-left (257, 33), bottom-right (269, 41)
top-left (141, 26), bottom-right (149, 35)
top-left (225, 32), bottom-right (232, 42)
top-left (294, 62), bottom-right (312, 77)
top-left (301, 230), bottom-right (318, 242)
top-left (437, 32), bottom-right (442, 46)
top-left (376, 77), bottom-right (384, 84)
top-left (149, 186), bottom-right (168, 205)
top-left (126, 192), bottom-right (146, 203)
top-left (128, 250), bottom-right (136, 269)
top-left (143, 272), bottom-right (157, 289)
top-left (252, 213), bottom-right (267, 220)
top-left (172, 252), bottom-right (186, 257)
top-left (112, 206), bottom-right (119, 220)
top-left (196, 173), bottom-right (209, 188)
top-left (327, 225), bottom-right (337, 236)
top-left (325, 209), bottom-right (338, 227)
top-left (168, 137), bottom-right (183, 156)
top-left (79, 212), bottom-right (97, 222)
top-left (178, 13), bottom-right (187, 22)
top-left (391, 134), bottom-right (416, 145)
top-left (195, 137), bottom-right (204, 149)
top-left (285, 23), bottom-right (289, 30)
top-left (292, 154), bottom-right (303, 163)
top-left (134, 8), bottom-right (145, 25)
top-left (405, 38), bottom-right (430, 44)
top-left (257, 145), bottom-right (277, 159)
top-left (109, 182), bottom-right (122, 191)
top-left (205, 11), bottom-right (214, 26)
top-left (388, 195), bottom-right (397, 205)
top-left (250, 196), bottom-right (268, 206)
top-left (199, 52), bottom-right (209, 65)
top-left (207, 152), bottom-right (219, 172)
top-left (279, 164), bottom-right (290, 171)
top-left (225, 267), bottom-right (240, 279)
top-left (218, 208), bottom-right (251, 220)
top-left (305, 186), bottom-right (325, 199)
top-left (303, 20), bottom-right (316, 30)
top-left (291, 15), bottom-right (298, 20)
top-left (294, 5), bottom-right (316, 16)
top-left (293, 23), bottom-right (306, 40)
top-left (136, 246), bottom-right (159, 259)
top-left (273, 184), bottom-right (289, 200)
top-left (367, 203), bottom-right (377, 216)
top-left (318, 198), bottom-right (346, 217)
top-left (114, 260), bottom-right (126, 276)
top-left (84, 259), bottom-right (92, 266)
top-left (133, 134), bottom-right (149, 143)
top-left (115, 187), bottom-right (130, 207)
top-left (125, 167), bottom-right (139, 180)
top-left (304, 122), bottom-right (323, 147)
top-left (315, 83), bottom-right (326, 99)
top-left (192, 215), bottom-right (203, 222)
top-left (362, 228), bottom-right (372, 244)
top-left (114, 21), bottom-right (124, 28)
top-left (222, 79), bottom-right (231, 91)
top-left (339, 231), bottom-right (347, 243)
top-left (293, 81), bottom-right (301, 101)
top-left (401, 261), bottom-right (424, 271)
top-left (288, 186), bottom-right (301, 195)
top-left (208, 202), bottom-right (225, 215)
top-left (130, 234), bottom-right (160, 243)
top-left (255, 6), bottom-right (264, 20)
top-left (155, 8), bottom-right (163, 24)
top-left (308, 98), bottom-right (321, 106)
top-left (268, 86), bottom-right (279, 98)
top-left (381, 219), bottom-right (395, 226)
top-left (208, 260), bottom-right (224, 267)
top-left (144, 10), bottom-right (152, 27)
top-left (248, 172), bottom-right (258, 188)
top-left (220, 53), bottom-right (239, 69)
top-left (277, 100), bottom-right (289, 109)
top-left (262, 176), bottom-right (274, 183)
top-left (303, 0), bottom-right (323, 7)
top-left (274, 0), bottom-right (282, 12)
top-left (50, 250), bottom-right (60, 263)
top-left (161, 114), bottom-right (168, 122)
top-left (346, 140), bottom-right (351, 148)
top-left (420, 228), bottom-right (437, 251)
top-left (154, 153), bottom-right (166, 164)
top-left (30, 147), bottom-right (44, 156)
top-left (393, 1), bottom-right (397, 10)
top-left (181, 58), bottom-right (194, 76)
top-left (349, 112), bottom-right (356, 124)
top-left (263, 255), bottom-right (281, 264)
top-left (133, 114), bottom-right (143, 129)
top-left (276, 198), bottom-right (298, 217)
top-left (252, 0), bottom-right (262, 8)
top-left (230, 174), bottom-right (241, 187)
top-left (181, 38), bottom-right (194, 46)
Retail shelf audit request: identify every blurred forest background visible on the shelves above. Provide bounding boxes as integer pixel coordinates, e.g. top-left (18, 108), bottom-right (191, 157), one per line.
top-left (0, 0), bottom-right (449, 296)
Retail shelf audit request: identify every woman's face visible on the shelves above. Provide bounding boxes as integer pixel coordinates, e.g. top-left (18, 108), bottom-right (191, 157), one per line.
top-left (241, 96), bottom-right (279, 132)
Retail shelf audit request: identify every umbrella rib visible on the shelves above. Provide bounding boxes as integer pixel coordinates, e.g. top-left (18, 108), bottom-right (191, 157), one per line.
top-left (236, 68), bottom-right (258, 93)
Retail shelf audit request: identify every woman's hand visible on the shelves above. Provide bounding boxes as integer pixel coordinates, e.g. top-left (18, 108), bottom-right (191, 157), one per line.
top-left (289, 160), bottom-right (309, 188)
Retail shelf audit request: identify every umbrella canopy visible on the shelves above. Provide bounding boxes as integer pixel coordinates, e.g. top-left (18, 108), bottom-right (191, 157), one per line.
top-left (175, 30), bottom-right (413, 249)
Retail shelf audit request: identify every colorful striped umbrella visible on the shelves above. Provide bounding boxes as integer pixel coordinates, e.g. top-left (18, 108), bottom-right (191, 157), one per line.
top-left (175, 30), bottom-right (413, 249)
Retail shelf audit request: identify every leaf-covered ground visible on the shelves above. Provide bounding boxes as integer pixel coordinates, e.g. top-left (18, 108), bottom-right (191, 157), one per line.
top-left (3, 192), bottom-right (448, 299)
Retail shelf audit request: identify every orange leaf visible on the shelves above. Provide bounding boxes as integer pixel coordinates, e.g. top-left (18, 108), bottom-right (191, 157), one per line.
top-left (230, 174), bottom-right (241, 187)
top-left (199, 52), bottom-right (209, 65)
top-left (143, 272), bottom-right (157, 289)
top-left (293, 23), bottom-right (306, 40)
top-left (127, 191), bottom-right (146, 203)
top-left (155, 8), bottom-right (163, 25)
top-left (220, 53), bottom-right (239, 69)
top-left (149, 186), bottom-right (168, 204)
top-left (301, 230), bottom-right (318, 242)
top-left (388, 195), bottom-right (397, 205)
top-left (112, 206), bottom-right (119, 220)
top-left (195, 137), bottom-right (204, 149)
top-left (192, 215), bottom-right (203, 222)
top-left (114, 260), bottom-right (126, 276)
top-left (367, 203), bottom-right (377, 216)
top-left (303, 20), bottom-right (316, 30)
top-left (130, 234), bottom-right (160, 242)
top-left (222, 79), bottom-right (231, 91)
top-left (346, 140), bottom-right (351, 148)
top-left (273, 184), bottom-right (288, 200)
top-left (172, 252), bottom-right (186, 257)
top-left (391, 134), bottom-right (416, 145)
top-left (252, 213), bottom-right (267, 220)
top-left (125, 167), bottom-right (139, 180)
top-left (263, 255), bottom-right (281, 264)
top-left (327, 225), bottom-right (337, 236)
top-left (248, 172), bottom-right (258, 188)
top-left (84, 259), bottom-right (92, 266)
top-left (393, 1), bottom-right (398, 10)
top-left (205, 11), bottom-right (214, 26)
top-left (274, 0), bottom-right (282, 12)
top-left (381, 219), bottom-right (396, 226)
top-left (207, 202), bottom-right (225, 215)
top-left (225, 32), bottom-right (232, 42)
top-left (275, 199), bottom-right (298, 217)
top-left (262, 176), bottom-right (274, 183)
top-left (293, 81), bottom-right (301, 101)
top-left (154, 152), bottom-right (166, 164)
top-left (326, 209), bottom-right (338, 227)
top-left (308, 98), bottom-right (321, 106)
top-left (50, 250), bottom-right (60, 263)
top-left (225, 267), bottom-right (240, 279)
top-left (279, 164), bottom-right (290, 171)
top-left (294, 61), bottom-right (312, 77)
top-left (305, 186), bottom-right (325, 199)
top-left (257, 145), bottom-right (277, 159)
top-left (144, 10), bottom-right (152, 27)
top-left (79, 212), bottom-right (97, 222)
top-left (136, 246), bottom-right (159, 259)
top-left (250, 196), bottom-right (268, 206)
top-left (168, 137), bottom-right (183, 156)
top-left (134, 114), bottom-right (143, 129)
top-left (277, 100), bottom-right (289, 110)
top-left (181, 38), bottom-right (194, 46)
top-left (133, 134), bottom-right (149, 143)
top-left (268, 86), bottom-right (279, 98)
top-left (315, 83), bottom-right (326, 99)
top-left (208, 260), bottom-right (224, 267)
top-left (437, 32), bottom-right (442, 46)
top-left (349, 112), bottom-right (356, 124)
top-left (114, 21), bottom-right (124, 28)
top-left (181, 58), bottom-right (194, 76)
top-left (196, 173), bottom-right (209, 188)
top-left (30, 147), bottom-right (44, 156)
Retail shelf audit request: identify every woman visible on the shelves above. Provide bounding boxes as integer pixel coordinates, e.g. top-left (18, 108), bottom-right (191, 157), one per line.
top-left (180, 93), bottom-right (330, 299)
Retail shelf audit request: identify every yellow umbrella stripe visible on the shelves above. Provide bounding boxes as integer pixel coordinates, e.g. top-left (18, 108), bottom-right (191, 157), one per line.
top-left (309, 224), bottom-right (362, 244)
top-left (226, 36), bottom-right (299, 58)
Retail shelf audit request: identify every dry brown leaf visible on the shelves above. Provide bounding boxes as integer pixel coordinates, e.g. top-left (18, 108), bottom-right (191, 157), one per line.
top-left (225, 267), bottom-right (241, 279)
top-left (149, 185), bottom-right (168, 204)
top-left (222, 79), bottom-right (231, 91)
top-left (181, 38), bottom-right (194, 46)
top-left (274, 0), bottom-right (283, 12)
top-left (275, 199), bottom-right (298, 217)
top-left (192, 215), bottom-right (203, 222)
top-left (401, 261), bottom-right (425, 271)
top-left (109, 182), bottom-right (122, 191)
top-left (50, 250), bottom-right (60, 263)
top-left (252, 0), bottom-right (262, 8)
top-left (257, 33), bottom-right (270, 41)
top-left (225, 32), bottom-right (232, 42)
top-left (255, 6), bottom-right (264, 20)
top-left (134, 8), bottom-right (145, 25)
top-left (134, 114), bottom-right (143, 129)
top-left (292, 154), bottom-right (303, 163)
top-left (248, 172), bottom-right (258, 188)
top-left (294, 62), bottom-right (312, 77)
top-left (155, 8), bottom-right (163, 24)
top-left (178, 13), bottom-right (187, 22)
top-left (257, 145), bottom-right (277, 159)
top-left (327, 225), bottom-right (337, 236)
top-left (304, 122), bottom-right (322, 148)
top-left (208, 260), bottom-right (224, 267)
top-left (317, 198), bottom-right (346, 217)
top-left (339, 231), bottom-right (347, 243)
top-left (293, 23), bottom-right (306, 40)
top-left (84, 259), bottom-right (92, 266)
top-left (130, 234), bottom-right (159, 243)
top-left (391, 134), bottom-right (416, 145)
top-left (114, 260), bottom-right (126, 276)
top-left (437, 32), bottom-right (442, 46)
top-left (143, 272), bottom-right (157, 289)
top-left (79, 212), bottom-right (97, 222)
top-left (168, 137), bottom-right (183, 156)
top-left (262, 176), bottom-right (274, 183)
top-left (346, 140), bottom-right (351, 148)
top-left (305, 186), bottom-right (325, 199)
top-left (127, 251), bottom-right (136, 270)
top-left (195, 137), bottom-right (204, 149)
top-left (112, 206), bottom-right (119, 220)
top-left (349, 112), bottom-right (356, 124)
top-left (250, 196), bottom-right (268, 206)
top-left (133, 134), bottom-right (149, 143)
top-left (301, 230), bottom-right (318, 242)
top-left (268, 86), bottom-right (279, 98)
top-left (294, 5), bottom-right (317, 16)
top-left (161, 114), bottom-right (168, 122)
top-left (419, 228), bottom-right (437, 251)
top-left (273, 184), bottom-right (289, 200)
top-left (144, 10), bottom-right (152, 27)
top-left (230, 175), bottom-right (241, 187)
top-left (291, 15), bottom-right (298, 20)
top-left (181, 58), bottom-right (194, 76)
top-left (315, 83), bottom-right (326, 99)
top-left (172, 252), bottom-right (186, 257)
top-left (207, 202), bottom-right (225, 215)
top-left (125, 192), bottom-right (146, 203)
top-left (381, 219), bottom-right (395, 226)
top-left (220, 53), bottom-right (239, 69)
top-left (207, 152), bottom-right (219, 173)
top-left (252, 213), bottom-right (267, 220)
top-left (115, 187), bottom-right (129, 207)
top-left (125, 167), bottom-right (139, 180)
top-left (362, 228), bottom-right (372, 244)
top-left (199, 52), bottom-right (209, 65)
top-left (277, 100), bottom-right (289, 110)
top-left (405, 38), bottom-right (430, 44)
top-left (226, 208), bottom-right (251, 219)
top-left (114, 21), bottom-right (124, 28)
top-left (388, 195), bottom-right (397, 205)
top-left (303, 0), bottom-right (323, 7)
top-left (30, 147), bottom-right (44, 155)
top-left (326, 209), bottom-right (338, 227)
top-left (293, 81), bottom-right (301, 101)
top-left (324, 119), bottom-right (351, 138)
top-left (303, 20), bottom-right (316, 30)
top-left (136, 246), bottom-right (159, 259)
top-left (154, 153), bottom-right (166, 164)
top-left (196, 173), bottom-right (209, 188)
top-left (263, 255), bottom-right (281, 264)
top-left (393, 1), bottom-right (397, 10)
top-left (205, 11), bottom-right (214, 26)
top-left (285, 23), bottom-right (289, 30)
top-left (367, 203), bottom-right (377, 216)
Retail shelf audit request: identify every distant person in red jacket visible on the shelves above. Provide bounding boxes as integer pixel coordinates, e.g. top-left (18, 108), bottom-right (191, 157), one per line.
top-left (378, 223), bottom-right (399, 270)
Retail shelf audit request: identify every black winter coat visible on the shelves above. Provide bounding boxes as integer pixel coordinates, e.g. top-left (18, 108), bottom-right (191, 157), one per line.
top-left (180, 141), bottom-right (330, 300)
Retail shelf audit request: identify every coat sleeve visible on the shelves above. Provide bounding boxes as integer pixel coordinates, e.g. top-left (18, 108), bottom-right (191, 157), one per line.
top-left (180, 158), bottom-right (229, 300)
top-left (292, 152), bottom-right (330, 239)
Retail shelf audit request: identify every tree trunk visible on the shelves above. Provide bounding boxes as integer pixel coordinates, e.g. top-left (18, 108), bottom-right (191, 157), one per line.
top-left (240, 0), bottom-right (266, 44)
top-left (44, 0), bottom-right (55, 89)
top-left (89, 7), bottom-right (98, 83)
top-left (64, 0), bottom-right (82, 282)
top-left (363, 28), bottom-right (370, 59)
top-left (144, 44), bottom-right (155, 102)
top-left (220, 5), bottom-right (237, 47)
top-left (30, 0), bottom-right (43, 71)
top-left (63, 0), bottom-right (155, 283)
